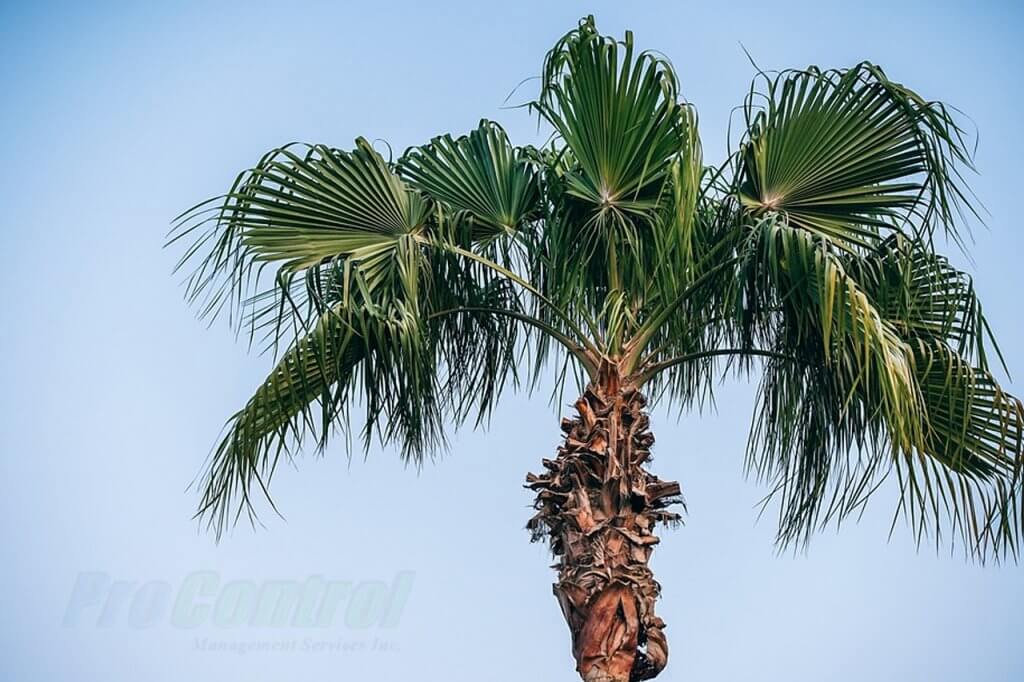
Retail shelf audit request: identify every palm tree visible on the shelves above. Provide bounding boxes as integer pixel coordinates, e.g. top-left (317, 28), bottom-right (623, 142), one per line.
top-left (171, 16), bottom-right (1023, 682)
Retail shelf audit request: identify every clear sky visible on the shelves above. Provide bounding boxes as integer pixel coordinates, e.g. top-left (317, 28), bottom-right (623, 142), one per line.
top-left (2, 1), bottom-right (1022, 680)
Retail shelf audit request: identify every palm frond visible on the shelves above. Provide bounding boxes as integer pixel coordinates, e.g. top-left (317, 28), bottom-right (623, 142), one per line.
top-left (740, 217), bottom-right (923, 449)
top-left (853, 237), bottom-right (1002, 370)
top-left (736, 63), bottom-right (977, 251)
top-left (399, 120), bottom-right (541, 242)
top-left (170, 138), bottom-right (431, 347)
top-left (738, 217), bottom-right (1022, 558)
top-left (529, 15), bottom-right (699, 343)
top-left (534, 16), bottom-right (687, 217)
top-left (197, 301), bottom-right (441, 536)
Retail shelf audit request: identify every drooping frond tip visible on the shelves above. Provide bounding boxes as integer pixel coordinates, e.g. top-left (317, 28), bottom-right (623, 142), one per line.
top-left (739, 218), bottom-right (1023, 561)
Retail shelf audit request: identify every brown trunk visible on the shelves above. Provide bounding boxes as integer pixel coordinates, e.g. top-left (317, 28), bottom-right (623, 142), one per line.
top-left (527, 365), bottom-right (683, 682)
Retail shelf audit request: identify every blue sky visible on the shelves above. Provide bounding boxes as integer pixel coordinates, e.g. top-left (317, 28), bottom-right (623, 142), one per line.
top-left (1, 1), bottom-right (1022, 680)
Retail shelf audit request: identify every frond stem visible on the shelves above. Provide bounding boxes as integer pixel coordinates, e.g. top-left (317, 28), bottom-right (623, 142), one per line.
top-left (636, 348), bottom-right (794, 385)
top-left (440, 242), bottom-right (602, 356)
top-left (622, 256), bottom-right (740, 373)
top-left (428, 306), bottom-right (599, 377)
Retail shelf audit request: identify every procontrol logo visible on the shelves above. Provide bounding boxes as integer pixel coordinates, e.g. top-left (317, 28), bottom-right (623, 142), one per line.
top-left (62, 571), bottom-right (415, 630)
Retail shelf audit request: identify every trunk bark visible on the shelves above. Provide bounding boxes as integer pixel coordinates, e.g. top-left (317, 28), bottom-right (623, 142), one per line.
top-left (527, 367), bottom-right (683, 682)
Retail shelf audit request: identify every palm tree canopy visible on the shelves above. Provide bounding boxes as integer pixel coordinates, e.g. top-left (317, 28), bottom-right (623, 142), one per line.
top-left (172, 16), bottom-right (1023, 560)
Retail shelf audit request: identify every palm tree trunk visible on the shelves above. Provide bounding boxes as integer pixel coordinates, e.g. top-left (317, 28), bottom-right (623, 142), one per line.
top-left (527, 366), bottom-right (683, 681)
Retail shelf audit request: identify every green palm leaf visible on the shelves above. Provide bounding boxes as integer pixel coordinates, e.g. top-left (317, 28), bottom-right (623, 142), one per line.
top-left (534, 16), bottom-right (689, 222)
top-left (740, 217), bottom-right (1022, 556)
top-left (912, 340), bottom-right (1022, 477)
top-left (399, 120), bottom-right (540, 242)
top-left (897, 340), bottom-right (1022, 557)
top-left (171, 137), bottom-right (431, 338)
top-left (737, 63), bottom-right (976, 250)
top-left (853, 237), bottom-right (1001, 369)
top-left (533, 16), bottom-right (692, 301)
top-left (741, 217), bottom-right (924, 450)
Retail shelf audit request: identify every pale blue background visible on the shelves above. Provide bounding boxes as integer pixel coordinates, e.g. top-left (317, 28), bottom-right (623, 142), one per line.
top-left (2, 1), bottom-right (1022, 680)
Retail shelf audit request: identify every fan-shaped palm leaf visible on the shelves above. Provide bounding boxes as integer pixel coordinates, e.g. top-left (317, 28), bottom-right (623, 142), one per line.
top-left (737, 63), bottom-right (975, 251)
top-left (399, 120), bottom-right (540, 242)
top-left (170, 137), bottom-right (432, 344)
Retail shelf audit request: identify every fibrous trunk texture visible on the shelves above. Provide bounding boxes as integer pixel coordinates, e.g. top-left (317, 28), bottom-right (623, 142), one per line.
top-left (527, 369), bottom-right (683, 682)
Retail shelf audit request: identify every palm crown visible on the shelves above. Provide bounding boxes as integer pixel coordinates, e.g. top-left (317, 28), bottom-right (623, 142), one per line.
top-left (172, 15), bottom-right (1022, 680)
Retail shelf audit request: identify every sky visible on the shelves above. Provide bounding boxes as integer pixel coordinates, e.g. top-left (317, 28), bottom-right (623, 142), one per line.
top-left (1, 1), bottom-right (1022, 680)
